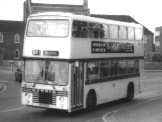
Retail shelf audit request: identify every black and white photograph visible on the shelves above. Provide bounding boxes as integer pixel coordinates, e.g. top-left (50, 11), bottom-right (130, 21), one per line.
top-left (0, 0), bottom-right (161, 122)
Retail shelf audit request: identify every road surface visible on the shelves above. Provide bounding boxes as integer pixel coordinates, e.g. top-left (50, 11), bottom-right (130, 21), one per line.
top-left (0, 69), bottom-right (162, 122)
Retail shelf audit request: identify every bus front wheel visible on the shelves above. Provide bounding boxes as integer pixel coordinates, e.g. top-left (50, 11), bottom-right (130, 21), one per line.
top-left (86, 90), bottom-right (97, 110)
top-left (126, 83), bottom-right (134, 101)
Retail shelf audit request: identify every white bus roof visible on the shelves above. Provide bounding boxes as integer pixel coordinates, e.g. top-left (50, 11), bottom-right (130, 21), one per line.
top-left (29, 12), bottom-right (142, 28)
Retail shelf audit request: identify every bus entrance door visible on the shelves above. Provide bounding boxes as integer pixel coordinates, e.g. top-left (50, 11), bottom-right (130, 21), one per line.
top-left (71, 62), bottom-right (84, 110)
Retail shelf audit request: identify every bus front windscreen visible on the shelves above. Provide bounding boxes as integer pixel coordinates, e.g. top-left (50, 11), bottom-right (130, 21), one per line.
top-left (24, 60), bottom-right (69, 85)
top-left (26, 19), bottom-right (69, 37)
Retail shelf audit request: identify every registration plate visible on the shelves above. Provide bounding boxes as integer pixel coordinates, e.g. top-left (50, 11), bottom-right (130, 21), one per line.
top-left (36, 84), bottom-right (53, 90)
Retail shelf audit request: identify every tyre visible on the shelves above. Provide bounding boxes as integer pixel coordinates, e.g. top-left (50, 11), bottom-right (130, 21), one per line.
top-left (126, 83), bottom-right (134, 101)
top-left (86, 91), bottom-right (97, 110)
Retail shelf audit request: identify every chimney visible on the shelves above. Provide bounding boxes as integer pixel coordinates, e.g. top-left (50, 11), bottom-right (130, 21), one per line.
top-left (83, 0), bottom-right (88, 9)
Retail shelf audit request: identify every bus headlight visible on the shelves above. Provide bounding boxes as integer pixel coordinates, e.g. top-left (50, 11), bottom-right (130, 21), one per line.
top-left (24, 93), bottom-right (33, 105)
top-left (56, 96), bottom-right (67, 109)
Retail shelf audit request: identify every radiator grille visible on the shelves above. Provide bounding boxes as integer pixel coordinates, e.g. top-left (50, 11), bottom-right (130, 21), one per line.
top-left (33, 90), bottom-right (56, 105)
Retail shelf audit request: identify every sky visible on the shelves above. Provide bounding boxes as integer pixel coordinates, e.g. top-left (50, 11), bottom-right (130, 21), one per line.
top-left (0, 0), bottom-right (161, 32)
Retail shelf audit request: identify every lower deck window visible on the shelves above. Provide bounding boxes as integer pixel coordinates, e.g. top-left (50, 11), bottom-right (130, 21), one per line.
top-left (86, 59), bottom-right (139, 84)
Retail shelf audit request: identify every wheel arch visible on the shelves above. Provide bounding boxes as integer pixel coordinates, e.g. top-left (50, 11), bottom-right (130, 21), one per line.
top-left (85, 89), bottom-right (97, 108)
top-left (126, 81), bottom-right (135, 101)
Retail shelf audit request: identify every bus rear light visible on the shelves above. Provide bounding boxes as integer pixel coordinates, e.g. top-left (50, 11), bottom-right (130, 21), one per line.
top-left (32, 50), bottom-right (41, 56)
top-left (43, 51), bottom-right (59, 56)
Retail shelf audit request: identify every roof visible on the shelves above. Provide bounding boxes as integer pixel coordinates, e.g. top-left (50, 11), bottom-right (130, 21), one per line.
top-left (91, 14), bottom-right (139, 24)
top-left (29, 12), bottom-right (142, 28)
top-left (91, 14), bottom-right (153, 36)
top-left (144, 27), bottom-right (154, 36)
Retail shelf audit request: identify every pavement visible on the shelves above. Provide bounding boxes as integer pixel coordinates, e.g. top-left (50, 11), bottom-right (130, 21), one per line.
top-left (0, 81), bottom-right (8, 94)
top-left (0, 83), bottom-right (3, 91)
top-left (0, 84), bottom-right (6, 94)
top-left (0, 65), bottom-right (13, 94)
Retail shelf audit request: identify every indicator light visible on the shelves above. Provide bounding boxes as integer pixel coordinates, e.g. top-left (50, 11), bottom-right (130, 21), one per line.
top-left (32, 50), bottom-right (41, 55)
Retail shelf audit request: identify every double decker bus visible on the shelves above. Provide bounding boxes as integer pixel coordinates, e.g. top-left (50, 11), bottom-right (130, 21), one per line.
top-left (21, 12), bottom-right (144, 112)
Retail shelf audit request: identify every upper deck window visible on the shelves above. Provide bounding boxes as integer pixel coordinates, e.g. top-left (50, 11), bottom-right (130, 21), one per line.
top-left (72, 20), bottom-right (105, 39)
top-left (135, 28), bottom-right (143, 40)
top-left (72, 20), bottom-right (88, 38)
top-left (88, 23), bottom-right (104, 39)
top-left (128, 27), bottom-right (135, 40)
top-left (119, 26), bottom-right (127, 40)
top-left (110, 25), bottom-right (118, 39)
top-left (27, 19), bottom-right (69, 37)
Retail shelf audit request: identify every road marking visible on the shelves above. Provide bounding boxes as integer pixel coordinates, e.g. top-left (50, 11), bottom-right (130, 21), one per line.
top-left (0, 84), bottom-right (7, 94)
top-left (102, 112), bottom-right (113, 122)
top-left (1, 106), bottom-right (25, 113)
top-left (85, 117), bottom-right (101, 122)
top-left (102, 110), bottom-right (120, 122)
top-left (0, 81), bottom-right (8, 83)
top-left (102, 94), bottom-right (162, 122)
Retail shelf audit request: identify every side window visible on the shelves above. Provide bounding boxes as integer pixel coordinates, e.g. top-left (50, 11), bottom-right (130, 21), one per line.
top-left (98, 24), bottom-right (105, 39)
top-left (0, 32), bottom-right (4, 43)
top-left (110, 60), bottom-right (118, 77)
top-left (110, 25), bottom-right (118, 39)
top-left (87, 62), bottom-right (100, 82)
top-left (128, 27), bottom-right (135, 40)
top-left (134, 60), bottom-right (139, 73)
top-left (100, 61), bottom-right (111, 79)
top-left (103, 24), bottom-right (110, 39)
top-left (72, 20), bottom-right (88, 38)
top-left (88, 23), bottom-right (104, 39)
top-left (127, 60), bottom-right (139, 74)
top-left (135, 28), bottom-right (143, 40)
top-left (88, 22), bottom-right (96, 38)
top-left (118, 60), bottom-right (128, 75)
top-left (127, 60), bottom-right (135, 74)
top-left (119, 26), bottom-right (127, 40)
top-left (86, 60), bottom-right (139, 84)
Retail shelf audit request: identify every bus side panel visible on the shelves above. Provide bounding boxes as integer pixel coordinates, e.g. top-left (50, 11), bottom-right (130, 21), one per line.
top-left (84, 77), bottom-right (140, 107)
top-left (84, 82), bottom-right (116, 107)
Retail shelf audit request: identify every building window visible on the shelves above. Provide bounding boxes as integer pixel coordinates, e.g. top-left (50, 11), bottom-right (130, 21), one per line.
top-left (0, 32), bottom-right (4, 43)
top-left (15, 49), bottom-right (20, 58)
top-left (14, 33), bottom-right (21, 43)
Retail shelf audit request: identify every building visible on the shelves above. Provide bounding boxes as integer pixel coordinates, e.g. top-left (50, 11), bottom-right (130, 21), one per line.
top-left (143, 28), bottom-right (154, 59)
top-left (0, 20), bottom-right (24, 60)
top-left (0, 0), bottom-right (89, 61)
top-left (23, 0), bottom-right (90, 22)
top-left (91, 14), bottom-right (154, 59)
top-left (155, 26), bottom-right (162, 53)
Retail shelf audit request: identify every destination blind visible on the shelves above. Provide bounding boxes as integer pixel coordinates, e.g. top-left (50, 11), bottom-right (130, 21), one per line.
top-left (91, 41), bottom-right (134, 53)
